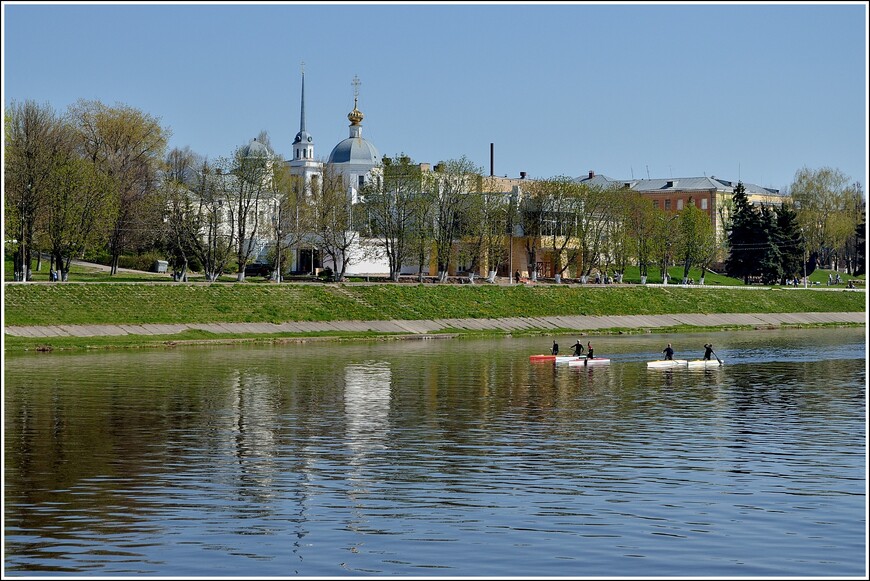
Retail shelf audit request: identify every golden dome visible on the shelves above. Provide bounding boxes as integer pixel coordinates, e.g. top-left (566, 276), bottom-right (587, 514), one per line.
top-left (347, 96), bottom-right (364, 125)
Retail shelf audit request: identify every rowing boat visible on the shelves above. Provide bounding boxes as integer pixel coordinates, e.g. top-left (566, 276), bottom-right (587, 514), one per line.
top-left (646, 359), bottom-right (688, 368)
top-left (686, 359), bottom-right (724, 368)
top-left (529, 354), bottom-right (556, 362)
top-left (568, 357), bottom-right (610, 367)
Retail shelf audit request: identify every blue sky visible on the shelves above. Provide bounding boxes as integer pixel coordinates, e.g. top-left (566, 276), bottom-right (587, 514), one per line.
top-left (3, 1), bottom-right (867, 192)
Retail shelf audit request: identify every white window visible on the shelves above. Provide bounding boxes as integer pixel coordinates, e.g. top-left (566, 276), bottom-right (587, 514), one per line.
top-left (677, 199), bottom-right (684, 210)
top-left (701, 198), bottom-right (708, 210)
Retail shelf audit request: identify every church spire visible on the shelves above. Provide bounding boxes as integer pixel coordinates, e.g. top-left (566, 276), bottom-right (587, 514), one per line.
top-left (300, 62), bottom-right (306, 133)
top-left (291, 62), bottom-right (314, 161)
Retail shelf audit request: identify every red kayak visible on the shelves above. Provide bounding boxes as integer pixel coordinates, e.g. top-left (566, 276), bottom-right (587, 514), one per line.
top-left (529, 354), bottom-right (557, 362)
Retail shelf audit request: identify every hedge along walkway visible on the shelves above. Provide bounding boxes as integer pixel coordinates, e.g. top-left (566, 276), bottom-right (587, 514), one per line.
top-left (5, 312), bottom-right (866, 338)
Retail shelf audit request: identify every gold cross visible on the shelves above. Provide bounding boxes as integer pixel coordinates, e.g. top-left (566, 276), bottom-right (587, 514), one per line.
top-left (352, 75), bottom-right (361, 98)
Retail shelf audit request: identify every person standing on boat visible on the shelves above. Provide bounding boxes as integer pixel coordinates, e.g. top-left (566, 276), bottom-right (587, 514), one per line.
top-left (570, 339), bottom-right (585, 357)
top-left (586, 342), bottom-right (594, 359)
top-left (703, 343), bottom-right (714, 361)
top-left (551, 341), bottom-right (559, 356)
top-left (662, 343), bottom-right (674, 360)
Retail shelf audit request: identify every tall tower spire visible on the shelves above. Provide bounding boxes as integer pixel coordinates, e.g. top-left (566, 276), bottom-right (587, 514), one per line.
top-left (292, 62), bottom-right (314, 162)
top-left (300, 61), bottom-right (306, 133)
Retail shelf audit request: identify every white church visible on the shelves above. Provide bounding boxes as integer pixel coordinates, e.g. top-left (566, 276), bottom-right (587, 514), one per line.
top-left (276, 72), bottom-right (390, 277)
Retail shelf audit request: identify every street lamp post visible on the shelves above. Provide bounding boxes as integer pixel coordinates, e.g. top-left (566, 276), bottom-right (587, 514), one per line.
top-left (800, 226), bottom-right (807, 288)
top-left (273, 200), bottom-right (282, 283)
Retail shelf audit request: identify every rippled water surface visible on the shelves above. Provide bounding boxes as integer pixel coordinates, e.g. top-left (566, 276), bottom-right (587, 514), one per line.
top-left (4, 327), bottom-right (866, 577)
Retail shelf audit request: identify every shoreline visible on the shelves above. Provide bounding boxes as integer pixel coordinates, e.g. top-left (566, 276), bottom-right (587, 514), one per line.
top-left (4, 311), bottom-right (865, 354)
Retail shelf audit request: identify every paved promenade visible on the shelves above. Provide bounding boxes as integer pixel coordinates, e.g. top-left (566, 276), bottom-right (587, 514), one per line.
top-left (5, 312), bottom-right (865, 339)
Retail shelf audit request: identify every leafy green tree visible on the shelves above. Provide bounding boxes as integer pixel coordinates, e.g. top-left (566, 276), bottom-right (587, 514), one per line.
top-left (361, 154), bottom-right (423, 281)
top-left (534, 176), bottom-right (582, 282)
top-left (790, 166), bottom-right (857, 270)
top-left (271, 163), bottom-right (314, 281)
top-left (430, 157), bottom-right (482, 282)
top-left (69, 100), bottom-right (169, 274)
top-left (160, 147), bottom-right (202, 281)
top-left (5, 100), bottom-right (70, 281)
top-left (225, 139), bottom-right (274, 281)
top-left (188, 160), bottom-right (235, 282)
top-left (575, 185), bottom-right (619, 281)
top-left (457, 175), bottom-right (512, 283)
top-left (676, 202), bottom-right (715, 284)
top-left (853, 214), bottom-right (865, 276)
top-left (841, 182), bottom-right (865, 275)
top-left (310, 164), bottom-right (359, 282)
top-left (45, 157), bottom-right (117, 281)
top-left (518, 181), bottom-right (546, 281)
top-left (654, 211), bottom-right (680, 284)
top-left (624, 192), bottom-right (658, 283)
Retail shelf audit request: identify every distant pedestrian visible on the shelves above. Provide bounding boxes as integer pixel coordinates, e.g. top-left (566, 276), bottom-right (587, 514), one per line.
top-left (514, 270), bottom-right (521, 283)
top-left (828, 273), bottom-right (833, 285)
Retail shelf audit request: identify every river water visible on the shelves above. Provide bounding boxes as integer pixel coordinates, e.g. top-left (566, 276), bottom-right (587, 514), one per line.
top-left (3, 327), bottom-right (866, 577)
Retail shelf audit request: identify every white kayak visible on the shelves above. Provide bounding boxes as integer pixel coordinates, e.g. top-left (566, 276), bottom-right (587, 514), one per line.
top-left (647, 359), bottom-right (688, 368)
top-left (687, 359), bottom-right (724, 368)
top-left (554, 355), bottom-right (584, 364)
top-left (568, 357), bottom-right (610, 367)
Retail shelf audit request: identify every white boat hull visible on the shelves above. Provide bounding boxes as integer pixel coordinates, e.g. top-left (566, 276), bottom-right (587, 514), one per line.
top-left (568, 357), bottom-right (610, 367)
top-left (647, 359), bottom-right (688, 368)
top-left (554, 355), bottom-right (584, 364)
top-left (686, 359), bottom-right (724, 368)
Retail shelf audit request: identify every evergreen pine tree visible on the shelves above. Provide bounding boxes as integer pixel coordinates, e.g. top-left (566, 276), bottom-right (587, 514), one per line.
top-left (775, 203), bottom-right (804, 283)
top-left (725, 182), bottom-right (764, 283)
top-left (759, 205), bottom-right (783, 284)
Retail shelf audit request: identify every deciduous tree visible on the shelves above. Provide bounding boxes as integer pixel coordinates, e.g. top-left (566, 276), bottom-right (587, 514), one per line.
top-left (69, 100), bottom-right (169, 274)
top-left (5, 100), bottom-right (70, 281)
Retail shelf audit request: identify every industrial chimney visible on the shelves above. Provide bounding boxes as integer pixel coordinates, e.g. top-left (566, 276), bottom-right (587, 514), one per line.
top-left (490, 143), bottom-right (494, 177)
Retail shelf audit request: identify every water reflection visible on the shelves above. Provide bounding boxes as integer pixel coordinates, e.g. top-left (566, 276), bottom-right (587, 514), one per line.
top-left (3, 327), bottom-right (866, 576)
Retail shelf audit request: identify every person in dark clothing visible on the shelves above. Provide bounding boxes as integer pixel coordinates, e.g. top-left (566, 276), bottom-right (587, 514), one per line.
top-left (662, 343), bottom-right (674, 360)
top-left (703, 343), bottom-right (714, 361)
top-left (551, 341), bottom-right (559, 356)
top-left (569, 339), bottom-right (585, 357)
top-left (586, 342), bottom-right (594, 359)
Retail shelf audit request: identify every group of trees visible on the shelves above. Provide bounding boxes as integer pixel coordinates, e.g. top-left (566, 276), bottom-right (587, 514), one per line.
top-left (6, 99), bottom-right (865, 286)
top-left (160, 137), bottom-right (277, 282)
top-left (725, 169), bottom-right (865, 285)
top-left (6, 99), bottom-right (168, 281)
top-left (355, 161), bottom-right (720, 285)
top-left (6, 99), bottom-right (285, 284)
